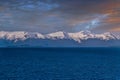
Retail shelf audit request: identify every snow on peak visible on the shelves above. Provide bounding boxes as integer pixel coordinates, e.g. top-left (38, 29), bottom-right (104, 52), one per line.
top-left (24, 32), bottom-right (45, 39)
top-left (0, 31), bottom-right (44, 41)
top-left (0, 31), bottom-right (27, 41)
top-left (0, 31), bottom-right (117, 42)
top-left (110, 32), bottom-right (120, 40)
top-left (45, 31), bottom-right (66, 39)
top-left (68, 31), bottom-right (94, 42)
top-left (94, 32), bottom-right (114, 40)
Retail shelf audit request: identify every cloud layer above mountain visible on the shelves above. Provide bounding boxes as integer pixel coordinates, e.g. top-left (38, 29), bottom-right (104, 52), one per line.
top-left (0, 0), bottom-right (119, 33)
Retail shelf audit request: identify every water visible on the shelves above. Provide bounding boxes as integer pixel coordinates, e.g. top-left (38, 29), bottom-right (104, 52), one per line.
top-left (0, 48), bottom-right (120, 80)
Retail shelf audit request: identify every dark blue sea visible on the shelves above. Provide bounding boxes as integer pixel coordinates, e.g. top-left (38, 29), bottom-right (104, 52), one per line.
top-left (0, 48), bottom-right (120, 80)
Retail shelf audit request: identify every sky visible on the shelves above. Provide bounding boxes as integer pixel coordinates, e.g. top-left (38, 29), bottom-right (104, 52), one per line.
top-left (0, 0), bottom-right (119, 33)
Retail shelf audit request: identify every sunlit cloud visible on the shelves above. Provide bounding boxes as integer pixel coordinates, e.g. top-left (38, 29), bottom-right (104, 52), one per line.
top-left (0, 0), bottom-right (119, 33)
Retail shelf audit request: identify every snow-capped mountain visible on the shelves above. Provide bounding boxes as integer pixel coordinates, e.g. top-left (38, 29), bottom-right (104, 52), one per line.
top-left (0, 31), bottom-right (119, 47)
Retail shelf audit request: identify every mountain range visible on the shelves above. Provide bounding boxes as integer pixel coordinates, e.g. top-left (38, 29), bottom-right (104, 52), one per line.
top-left (0, 31), bottom-right (120, 47)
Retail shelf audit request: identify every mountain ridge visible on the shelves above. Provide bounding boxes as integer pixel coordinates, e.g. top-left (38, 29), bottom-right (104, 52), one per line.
top-left (0, 31), bottom-right (120, 47)
top-left (0, 31), bottom-right (117, 42)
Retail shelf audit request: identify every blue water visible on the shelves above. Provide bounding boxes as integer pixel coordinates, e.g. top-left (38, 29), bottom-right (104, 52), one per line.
top-left (0, 48), bottom-right (120, 80)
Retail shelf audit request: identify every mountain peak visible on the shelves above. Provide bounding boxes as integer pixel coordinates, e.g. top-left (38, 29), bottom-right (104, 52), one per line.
top-left (0, 31), bottom-right (120, 47)
top-left (45, 31), bottom-right (66, 39)
top-left (0, 31), bottom-right (118, 42)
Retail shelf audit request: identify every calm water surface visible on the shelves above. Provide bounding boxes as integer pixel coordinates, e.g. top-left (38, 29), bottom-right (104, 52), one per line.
top-left (0, 48), bottom-right (120, 80)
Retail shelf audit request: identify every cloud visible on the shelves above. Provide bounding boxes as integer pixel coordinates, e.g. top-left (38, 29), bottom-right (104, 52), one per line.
top-left (17, 1), bottom-right (59, 11)
top-left (0, 0), bottom-right (119, 33)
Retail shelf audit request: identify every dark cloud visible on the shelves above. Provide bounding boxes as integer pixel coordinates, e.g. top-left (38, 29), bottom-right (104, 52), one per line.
top-left (0, 0), bottom-right (119, 33)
